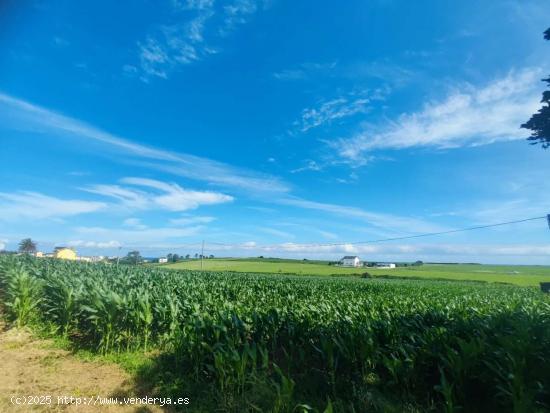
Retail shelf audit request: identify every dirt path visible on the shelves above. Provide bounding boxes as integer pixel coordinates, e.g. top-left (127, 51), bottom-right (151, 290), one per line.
top-left (0, 325), bottom-right (167, 413)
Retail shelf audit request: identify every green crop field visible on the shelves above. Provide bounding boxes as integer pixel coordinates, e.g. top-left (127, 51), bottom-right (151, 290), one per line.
top-left (1, 255), bottom-right (550, 412)
top-left (161, 258), bottom-right (550, 286)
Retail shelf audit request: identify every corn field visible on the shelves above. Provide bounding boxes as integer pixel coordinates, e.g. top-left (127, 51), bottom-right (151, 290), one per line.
top-left (1, 255), bottom-right (549, 412)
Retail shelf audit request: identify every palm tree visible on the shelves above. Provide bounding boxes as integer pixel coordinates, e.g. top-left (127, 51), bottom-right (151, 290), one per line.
top-left (18, 238), bottom-right (37, 254)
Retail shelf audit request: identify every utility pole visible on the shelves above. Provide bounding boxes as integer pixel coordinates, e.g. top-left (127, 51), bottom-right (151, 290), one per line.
top-left (200, 240), bottom-right (204, 271)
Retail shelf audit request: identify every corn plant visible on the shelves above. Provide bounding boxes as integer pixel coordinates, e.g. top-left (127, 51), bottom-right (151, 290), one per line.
top-left (2, 263), bottom-right (42, 327)
top-left (0, 255), bottom-right (549, 412)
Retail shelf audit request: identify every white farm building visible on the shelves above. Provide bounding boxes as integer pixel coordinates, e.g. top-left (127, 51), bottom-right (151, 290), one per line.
top-left (341, 256), bottom-right (361, 267)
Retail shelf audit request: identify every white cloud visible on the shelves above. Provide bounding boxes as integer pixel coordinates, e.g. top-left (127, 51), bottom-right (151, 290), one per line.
top-left (273, 61), bottom-right (337, 81)
top-left (82, 185), bottom-right (149, 209)
top-left (295, 89), bottom-right (387, 133)
top-left (0, 192), bottom-right (106, 220)
top-left (83, 177), bottom-right (233, 212)
top-left (317, 230), bottom-right (339, 240)
top-left (334, 68), bottom-right (544, 163)
top-left (279, 197), bottom-right (447, 235)
top-left (290, 160), bottom-right (322, 173)
top-left (67, 240), bottom-right (121, 249)
top-left (221, 0), bottom-right (258, 35)
top-left (122, 177), bottom-right (233, 210)
top-left (123, 218), bottom-right (148, 230)
top-left (274, 222), bottom-right (340, 240)
top-left (74, 225), bottom-right (204, 244)
top-left (245, 206), bottom-right (276, 213)
top-left (0, 92), bottom-right (290, 195)
top-left (177, 0), bottom-right (215, 10)
top-left (136, 0), bottom-right (262, 79)
top-left (0, 242), bottom-right (5, 251)
top-left (52, 36), bottom-right (70, 47)
top-left (273, 69), bottom-right (308, 81)
top-left (122, 64), bottom-right (138, 75)
top-left (259, 227), bottom-right (295, 239)
top-left (138, 37), bottom-right (171, 79)
top-left (137, 0), bottom-right (217, 80)
top-left (170, 215), bottom-right (216, 225)
top-left (344, 60), bottom-right (414, 85)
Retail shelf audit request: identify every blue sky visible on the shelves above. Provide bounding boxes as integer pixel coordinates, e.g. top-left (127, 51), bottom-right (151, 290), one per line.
top-left (1, 0), bottom-right (550, 263)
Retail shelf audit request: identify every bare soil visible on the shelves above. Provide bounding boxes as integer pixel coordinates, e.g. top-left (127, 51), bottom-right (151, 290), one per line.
top-left (0, 324), bottom-right (167, 413)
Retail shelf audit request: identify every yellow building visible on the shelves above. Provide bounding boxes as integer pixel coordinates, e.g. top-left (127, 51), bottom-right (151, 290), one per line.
top-left (53, 247), bottom-right (77, 261)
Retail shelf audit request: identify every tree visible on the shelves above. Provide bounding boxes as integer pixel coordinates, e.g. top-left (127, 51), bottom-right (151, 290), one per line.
top-left (18, 238), bottom-right (37, 254)
top-left (209, 254), bottom-right (214, 259)
top-left (185, 254), bottom-right (190, 259)
top-left (521, 28), bottom-right (550, 148)
top-left (125, 250), bottom-right (142, 265)
top-left (194, 253), bottom-right (199, 259)
top-left (172, 254), bottom-right (180, 262)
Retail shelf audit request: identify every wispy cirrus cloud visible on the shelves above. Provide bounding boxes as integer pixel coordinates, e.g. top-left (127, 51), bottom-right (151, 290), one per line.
top-left (290, 160), bottom-right (322, 173)
top-left (292, 88), bottom-right (388, 134)
top-left (137, 12), bottom-right (216, 79)
top-left (273, 61), bottom-right (337, 81)
top-left (333, 68), bottom-right (544, 164)
top-left (81, 184), bottom-right (150, 209)
top-left (343, 60), bottom-right (415, 85)
top-left (170, 215), bottom-right (216, 226)
top-left (259, 227), bottom-right (295, 239)
top-left (0, 92), bottom-right (290, 195)
top-left (221, 0), bottom-right (260, 35)
top-left (122, 218), bottom-right (148, 230)
top-left (273, 222), bottom-right (340, 240)
top-left (74, 225), bottom-right (205, 244)
top-left (135, 0), bottom-right (263, 80)
top-left (83, 177), bottom-right (233, 212)
top-left (123, 177), bottom-right (233, 210)
top-left (278, 197), bottom-right (448, 235)
top-left (0, 192), bottom-right (106, 221)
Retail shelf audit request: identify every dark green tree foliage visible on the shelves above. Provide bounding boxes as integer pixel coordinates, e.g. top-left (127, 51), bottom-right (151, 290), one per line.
top-left (18, 238), bottom-right (37, 254)
top-left (124, 250), bottom-right (142, 265)
top-left (521, 28), bottom-right (550, 148)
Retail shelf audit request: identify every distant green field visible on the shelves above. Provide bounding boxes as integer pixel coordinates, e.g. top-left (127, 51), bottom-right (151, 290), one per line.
top-left (161, 258), bottom-right (550, 286)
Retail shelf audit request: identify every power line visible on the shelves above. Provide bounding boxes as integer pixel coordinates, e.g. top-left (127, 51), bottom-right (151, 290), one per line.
top-left (72, 214), bottom-right (549, 253)
top-left (298, 215), bottom-right (549, 247)
top-left (200, 215), bottom-right (549, 249)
